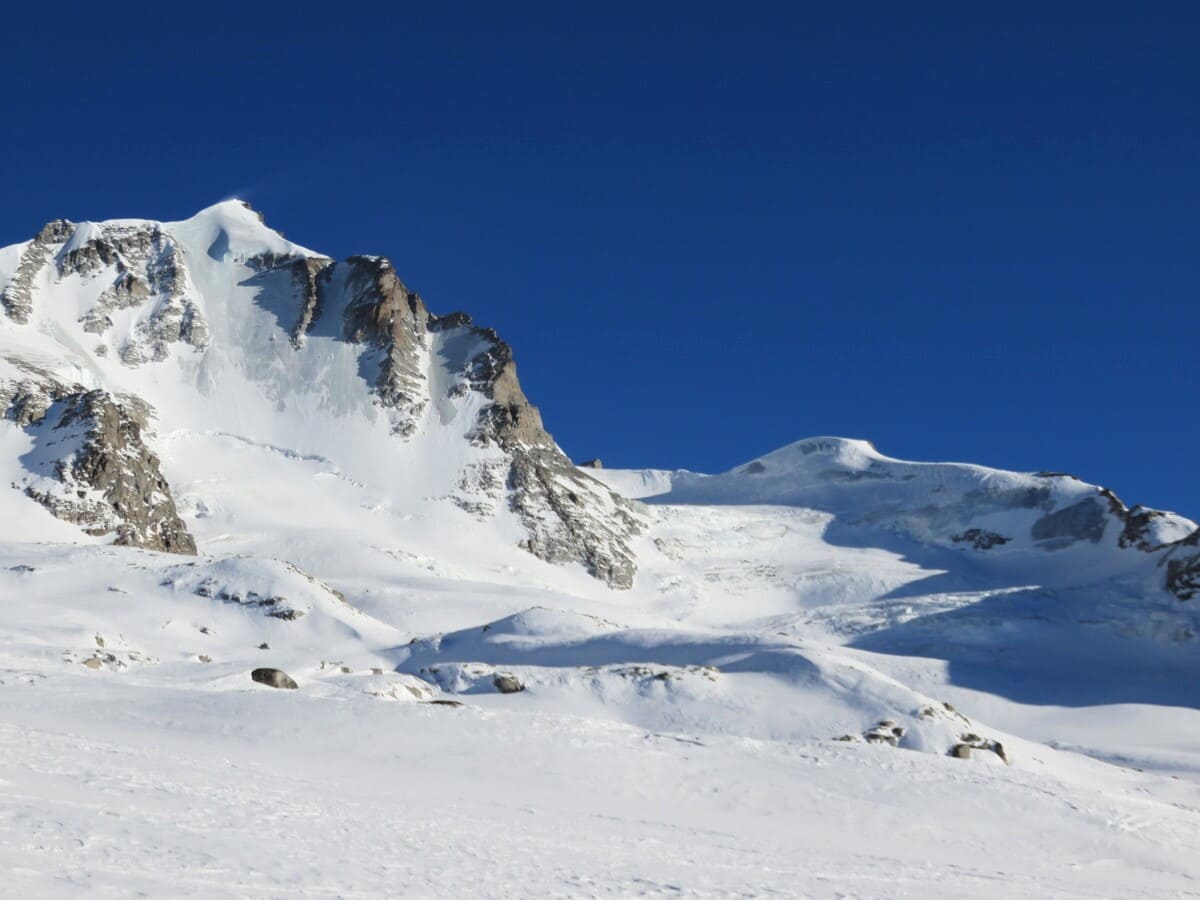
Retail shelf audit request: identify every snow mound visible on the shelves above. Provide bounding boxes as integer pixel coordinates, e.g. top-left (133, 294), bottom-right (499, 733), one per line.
top-left (159, 556), bottom-right (349, 622)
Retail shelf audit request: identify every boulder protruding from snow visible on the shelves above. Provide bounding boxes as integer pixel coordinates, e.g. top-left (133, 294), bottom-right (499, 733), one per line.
top-left (950, 733), bottom-right (1009, 764)
top-left (493, 673), bottom-right (525, 694)
top-left (251, 668), bottom-right (299, 690)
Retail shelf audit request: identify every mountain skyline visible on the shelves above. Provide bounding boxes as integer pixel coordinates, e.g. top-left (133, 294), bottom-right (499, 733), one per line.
top-left (2, 3), bottom-right (1196, 521)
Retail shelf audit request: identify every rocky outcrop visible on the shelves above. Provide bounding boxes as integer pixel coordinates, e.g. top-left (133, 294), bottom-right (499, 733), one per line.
top-left (1030, 497), bottom-right (1107, 547)
top-left (78, 224), bottom-right (208, 363)
top-left (1, 217), bottom-right (208, 361)
top-left (0, 373), bottom-right (73, 426)
top-left (243, 251), bottom-right (334, 348)
top-left (335, 255), bottom-right (433, 437)
top-left (431, 314), bottom-right (640, 588)
top-left (1119, 506), bottom-right (1178, 551)
top-left (289, 256), bottom-right (334, 346)
top-left (10, 385), bottom-right (195, 554)
top-left (508, 447), bottom-right (640, 588)
top-left (1164, 531), bottom-right (1200, 601)
top-left (0, 220), bottom-right (74, 323)
top-left (863, 720), bottom-right (906, 746)
top-left (245, 251), bottom-right (643, 588)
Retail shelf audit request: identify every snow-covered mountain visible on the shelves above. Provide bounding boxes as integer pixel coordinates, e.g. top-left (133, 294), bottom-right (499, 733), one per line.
top-left (3, 203), bottom-right (1200, 897)
top-left (0, 201), bottom-right (638, 585)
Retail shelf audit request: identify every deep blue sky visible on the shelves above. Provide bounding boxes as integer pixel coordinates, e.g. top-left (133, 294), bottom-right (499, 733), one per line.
top-left (2, 3), bottom-right (1197, 516)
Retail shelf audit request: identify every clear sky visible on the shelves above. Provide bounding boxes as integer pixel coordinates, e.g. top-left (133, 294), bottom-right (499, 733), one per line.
top-left (2, 3), bottom-right (1197, 517)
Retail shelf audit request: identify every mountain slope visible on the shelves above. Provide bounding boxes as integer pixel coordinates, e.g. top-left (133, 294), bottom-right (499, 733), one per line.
top-left (593, 436), bottom-right (1199, 598)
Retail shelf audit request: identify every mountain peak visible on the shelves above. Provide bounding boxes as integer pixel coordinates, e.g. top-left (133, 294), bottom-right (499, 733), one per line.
top-left (171, 198), bottom-right (317, 261)
top-left (0, 203), bottom-right (641, 586)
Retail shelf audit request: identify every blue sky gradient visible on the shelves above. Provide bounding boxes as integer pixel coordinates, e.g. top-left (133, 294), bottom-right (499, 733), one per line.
top-left (2, 2), bottom-right (1197, 516)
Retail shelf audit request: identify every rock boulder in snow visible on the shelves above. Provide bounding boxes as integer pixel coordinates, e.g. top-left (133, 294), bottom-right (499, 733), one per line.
top-left (251, 668), bottom-right (299, 690)
top-left (493, 673), bottom-right (525, 694)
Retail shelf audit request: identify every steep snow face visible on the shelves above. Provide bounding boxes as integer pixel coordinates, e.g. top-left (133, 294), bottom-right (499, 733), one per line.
top-left (0, 202), bottom-right (639, 585)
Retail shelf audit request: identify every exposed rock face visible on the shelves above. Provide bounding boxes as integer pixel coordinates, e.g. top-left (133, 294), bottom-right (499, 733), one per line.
top-left (2, 218), bottom-right (208, 361)
top-left (244, 251), bottom-right (642, 588)
top-left (436, 312), bottom-right (640, 588)
top-left (508, 447), bottom-right (640, 588)
top-left (1030, 497), bottom-right (1107, 547)
top-left (8, 383), bottom-right (195, 554)
top-left (578, 459), bottom-right (603, 469)
top-left (1115, 501), bottom-right (1187, 552)
top-left (0, 220), bottom-right (74, 323)
top-left (1164, 531), bottom-right (1200, 601)
top-left (242, 251), bottom-right (335, 348)
top-left (336, 255), bottom-right (434, 437)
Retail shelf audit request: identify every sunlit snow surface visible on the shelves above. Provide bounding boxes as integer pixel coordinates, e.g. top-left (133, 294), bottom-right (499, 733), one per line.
top-left (2, 205), bottom-right (1200, 897)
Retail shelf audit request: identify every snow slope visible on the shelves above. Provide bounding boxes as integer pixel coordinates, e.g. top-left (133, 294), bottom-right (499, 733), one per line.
top-left (2, 204), bottom-right (1200, 897)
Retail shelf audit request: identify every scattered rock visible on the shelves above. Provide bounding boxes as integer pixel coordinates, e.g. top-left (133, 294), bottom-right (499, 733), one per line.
top-left (424, 699), bottom-right (464, 707)
top-left (918, 702), bottom-right (970, 726)
top-left (578, 458), bottom-right (603, 469)
top-left (257, 642), bottom-right (270, 650)
top-left (79, 651), bottom-right (121, 670)
top-left (863, 720), bottom-right (906, 746)
top-left (493, 673), bottom-right (525, 694)
top-left (198, 654), bottom-right (212, 663)
top-left (951, 528), bottom-right (1011, 550)
top-left (371, 667), bottom-right (384, 675)
top-left (190, 579), bottom-right (305, 617)
top-left (251, 667), bottom-right (298, 690)
top-left (951, 732), bottom-right (1009, 764)
top-left (364, 680), bottom-right (433, 701)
